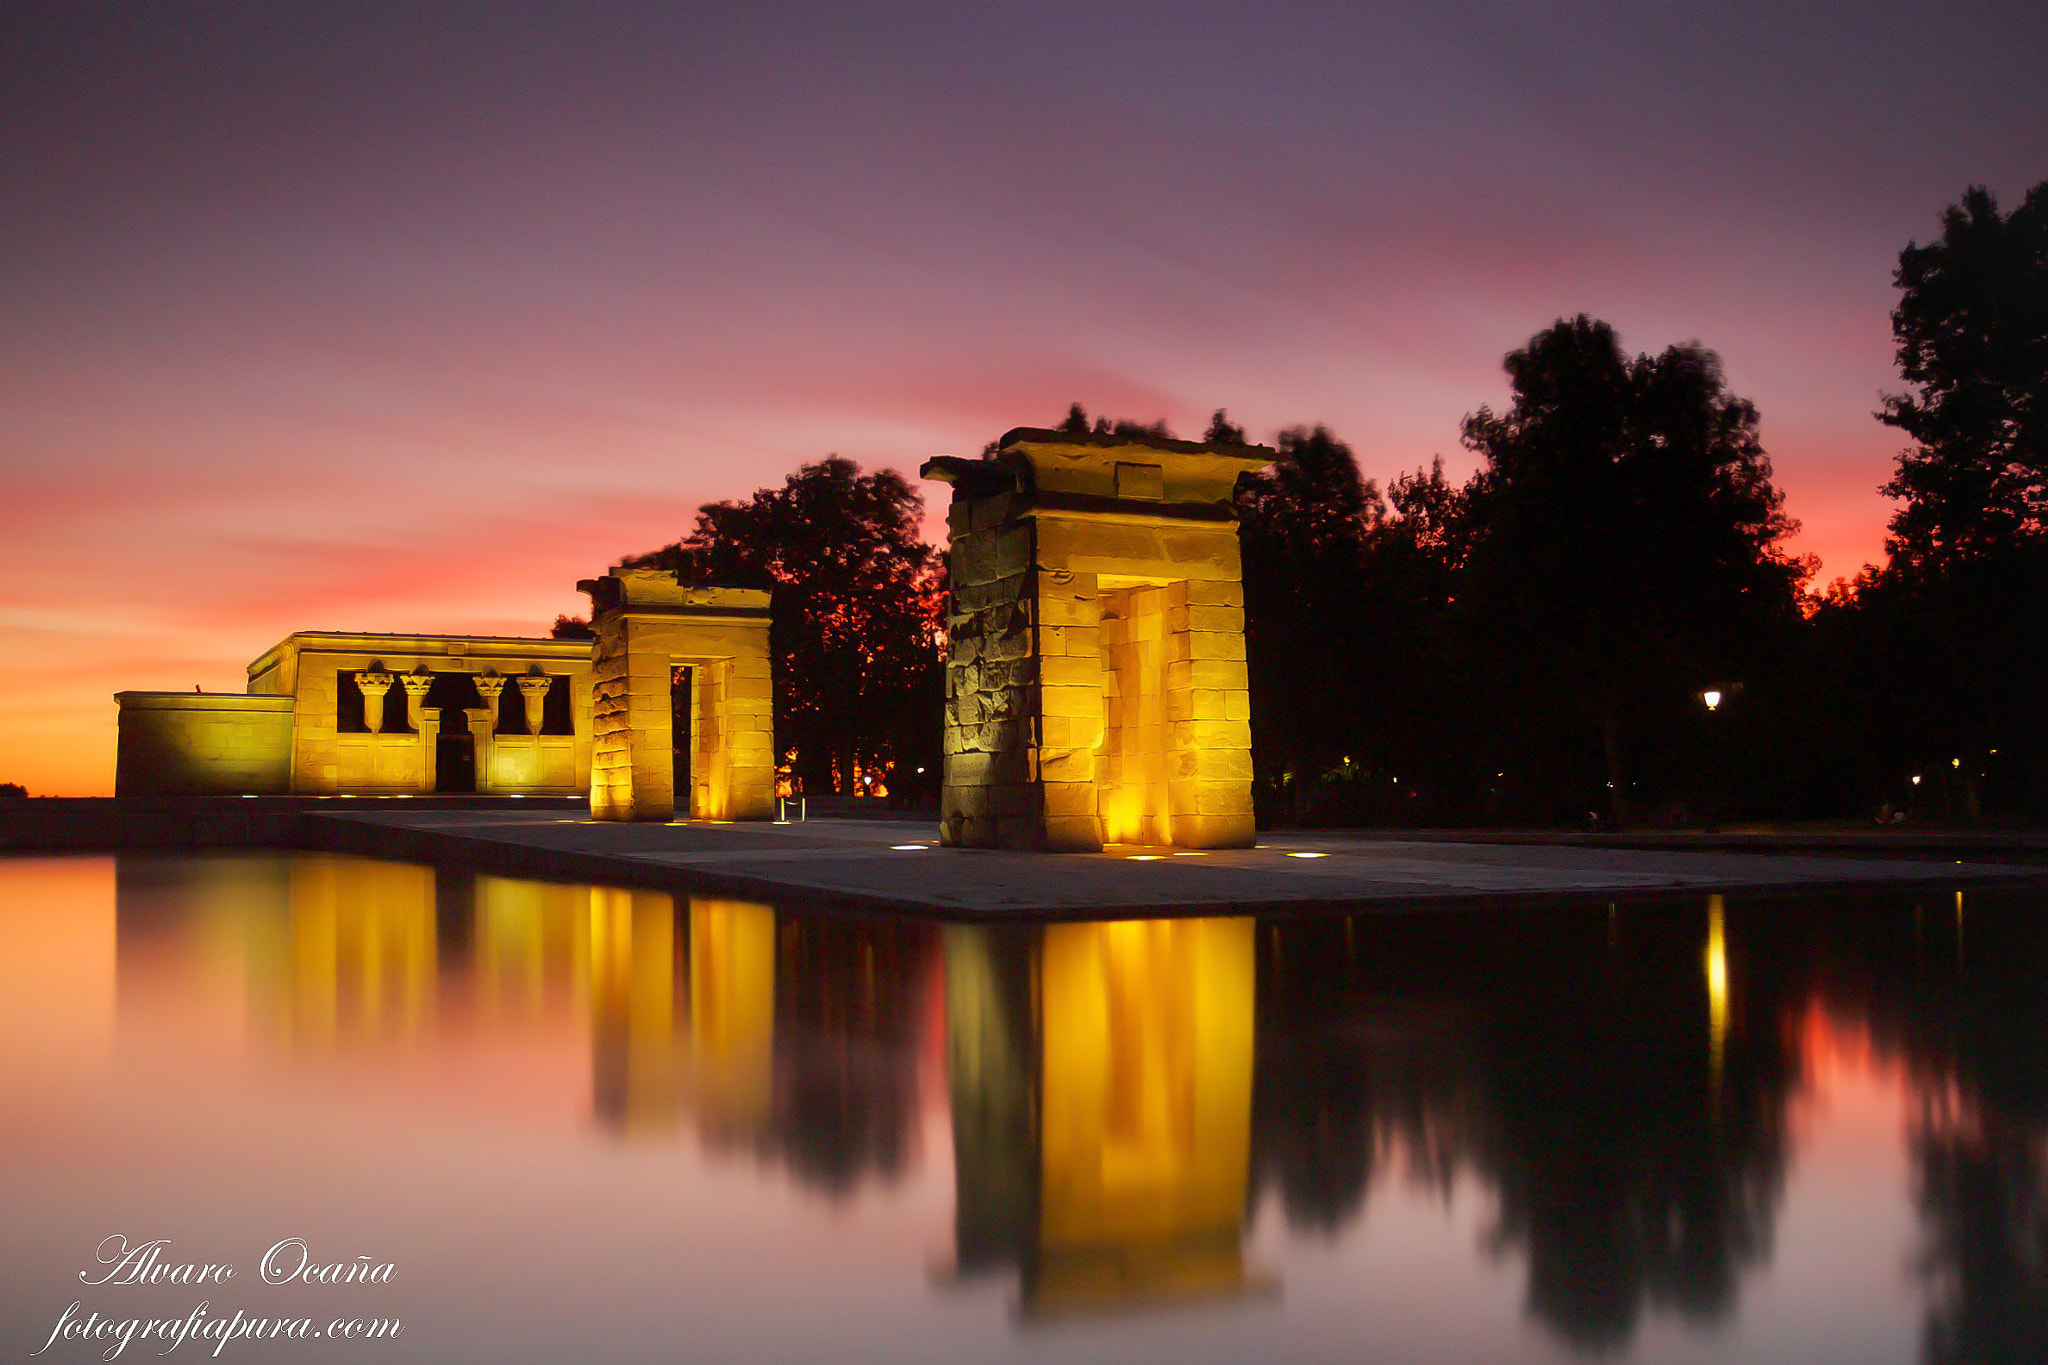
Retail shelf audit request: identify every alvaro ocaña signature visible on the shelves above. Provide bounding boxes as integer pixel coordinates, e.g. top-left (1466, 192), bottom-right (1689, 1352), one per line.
top-left (32, 1236), bottom-right (402, 1360)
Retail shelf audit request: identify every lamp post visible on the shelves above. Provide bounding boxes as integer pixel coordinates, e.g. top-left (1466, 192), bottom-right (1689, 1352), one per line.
top-left (1700, 688), bottom-right (1723, 834)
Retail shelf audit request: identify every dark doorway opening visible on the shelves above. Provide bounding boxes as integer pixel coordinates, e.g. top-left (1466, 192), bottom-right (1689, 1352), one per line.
top-left (671, 665), bottom-right (692, 818)
top-left (436, 712), bottom-right (476, 793)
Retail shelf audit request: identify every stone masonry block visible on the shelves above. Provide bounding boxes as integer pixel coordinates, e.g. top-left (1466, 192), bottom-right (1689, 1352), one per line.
top-left (1038, 654), bottom-right (1101, 688)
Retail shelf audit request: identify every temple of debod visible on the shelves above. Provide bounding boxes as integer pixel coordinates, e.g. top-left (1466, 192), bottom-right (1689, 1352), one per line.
top-left (114, 565), bottom-right (775, 823)
top-left (112, 427), bottom-right (1275, 852)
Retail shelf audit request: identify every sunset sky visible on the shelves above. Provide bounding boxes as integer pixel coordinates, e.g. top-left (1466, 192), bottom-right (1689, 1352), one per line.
top-left (4, 2), bottom-right (2044, 795)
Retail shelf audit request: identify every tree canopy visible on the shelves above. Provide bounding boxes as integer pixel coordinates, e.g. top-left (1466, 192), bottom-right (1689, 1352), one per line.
top-left (627, 457), bottom-right (943, 797)
top-left (1457, 317), bottom-right (1809, 815)
top-left (1880, 183), bottom-right (2048, 571)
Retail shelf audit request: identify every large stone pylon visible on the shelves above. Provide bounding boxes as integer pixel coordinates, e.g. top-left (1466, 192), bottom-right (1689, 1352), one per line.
top-left (922, 428), bottom-right (1273, 852)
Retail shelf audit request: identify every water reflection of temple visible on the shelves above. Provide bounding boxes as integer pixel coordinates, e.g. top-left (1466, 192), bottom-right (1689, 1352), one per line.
top-left (113, 855), bottom-right (926, 1185)
top-left (105, 856), bottom-right (2048, 1360)
top-left (945, 918), bottom-right (1268, 1320)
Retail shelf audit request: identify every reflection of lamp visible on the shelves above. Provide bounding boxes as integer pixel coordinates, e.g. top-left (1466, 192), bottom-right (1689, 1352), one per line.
top-left (1706, 894), bottom-right (1730, 1124)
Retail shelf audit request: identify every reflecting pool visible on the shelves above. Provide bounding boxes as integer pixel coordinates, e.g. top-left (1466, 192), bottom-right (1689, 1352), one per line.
top-left (3, 853), bottom-right (2044, 1363)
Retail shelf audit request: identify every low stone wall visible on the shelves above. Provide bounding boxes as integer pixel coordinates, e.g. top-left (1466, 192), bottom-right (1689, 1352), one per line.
top-left (114, 692), bottom-right (295, 796)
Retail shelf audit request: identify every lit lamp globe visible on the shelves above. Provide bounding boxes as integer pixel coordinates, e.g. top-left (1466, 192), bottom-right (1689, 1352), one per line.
top-left (1702, 689), bottom-right (1723, 711)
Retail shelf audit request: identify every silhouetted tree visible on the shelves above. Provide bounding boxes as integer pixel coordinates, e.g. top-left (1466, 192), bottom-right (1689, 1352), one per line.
top-left (1053, 400), bottom-right (1176, 442)
top-left (1880, 182), bottom-right (2048, 571)
top-left (1236, 426), bottom-right (1380, 815)
top-left (1794, 185), bottom-right (2048, 820)
top-left (1204, 408), bottom-right (1247, 444)
top-left (548, 614), bottom-right (594, 640)
top-left (628, 457), bottom-right (943, 796)
top-left (1457, 317), bottom-right (1809, 820)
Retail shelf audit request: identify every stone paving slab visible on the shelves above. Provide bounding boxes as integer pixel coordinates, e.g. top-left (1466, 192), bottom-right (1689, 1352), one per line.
top-left (306, 810), bottom-right (2048, 918)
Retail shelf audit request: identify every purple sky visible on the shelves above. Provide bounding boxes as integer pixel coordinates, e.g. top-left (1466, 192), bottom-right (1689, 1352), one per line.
top-left (4, 1), bottom-right (2044, 793)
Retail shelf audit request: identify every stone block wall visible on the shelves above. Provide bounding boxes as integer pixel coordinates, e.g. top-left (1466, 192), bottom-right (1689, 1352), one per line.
top-left (588, 609), bottom-right (639, 819)
top-left (941, 506), bottom-right (1045, 848)
top-left (485, 736), bottom-right (582, 793)
top-left (114, 693), bottom-right (295, 796)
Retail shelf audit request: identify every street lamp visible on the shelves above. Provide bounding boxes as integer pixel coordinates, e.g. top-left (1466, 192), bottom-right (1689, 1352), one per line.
top-left (1700, 688), bottom-right (1726, 832)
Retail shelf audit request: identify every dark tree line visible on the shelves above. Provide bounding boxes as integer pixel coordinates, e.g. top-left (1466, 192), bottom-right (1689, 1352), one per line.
top-left (1232, 181), bottom-right (2048, 827)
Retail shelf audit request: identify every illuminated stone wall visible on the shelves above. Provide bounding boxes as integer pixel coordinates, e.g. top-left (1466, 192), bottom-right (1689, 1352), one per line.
top-left (113, 693), bottom-right (295, 796)
top-left (115, 633), bottom-right (594, 797)
top-left (248, 633), bottom-right (594, 796)
top-left (582, 568), bottom-right (774, 822)
top-left (924, 430), bottom-right (1272, 851)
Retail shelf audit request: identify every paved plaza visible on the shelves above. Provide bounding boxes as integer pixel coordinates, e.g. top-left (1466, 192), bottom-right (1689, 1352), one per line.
top-left (309, 807), bottom-right (2045, 917)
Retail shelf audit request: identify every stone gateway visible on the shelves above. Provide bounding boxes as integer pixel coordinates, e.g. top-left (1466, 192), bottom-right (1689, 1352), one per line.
top-left (923, 428), bottom-right (1273, 852)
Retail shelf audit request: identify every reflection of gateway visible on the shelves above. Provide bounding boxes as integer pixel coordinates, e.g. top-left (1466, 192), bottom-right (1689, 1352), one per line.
top-left (588, 893), bottom-right (776, 1139)
top-left (944, 918), bottom-right (1270, 1321)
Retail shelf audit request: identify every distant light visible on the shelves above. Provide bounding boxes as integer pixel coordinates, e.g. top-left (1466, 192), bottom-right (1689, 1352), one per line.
top-left (890, 844), bottom-right (928, 851)
top-left (1702, 690), bottom-right (1723, 711)
top-left (509, 793), bottom-right (524, 799)
top-left (1172, 851), bottom-right (1207, 857)
top-left (916, 766), bottom-right (926, 774)
top-left (1951, 757), bottom-right (1961, 768)
top-left (1128, 854), bottom-right (1164, 861)
top-left (1911, 775), bottom-right (1922, 786)
top-left (1391, 776), bottom-right (1399, 784)
top-left (241, 794), bottom-right (257, 799)
top-left (1287, 851), bottom-right (1328, 859)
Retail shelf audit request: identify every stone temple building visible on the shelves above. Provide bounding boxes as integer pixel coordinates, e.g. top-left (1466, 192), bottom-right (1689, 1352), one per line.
top-left (116, 631), bottom-right (596, 798)
top-left (114, 565), bottom-right (775, 822)
top-left (923, 428), bottom-right (1274, 852)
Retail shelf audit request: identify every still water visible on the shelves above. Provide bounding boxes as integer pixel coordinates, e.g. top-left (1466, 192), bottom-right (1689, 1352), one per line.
top-left (1, 852), bottom-right (2042, 1364)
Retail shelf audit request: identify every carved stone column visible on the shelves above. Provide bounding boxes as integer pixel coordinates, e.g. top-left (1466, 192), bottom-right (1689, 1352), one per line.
top-left (356, 668), bottom-right (395, 735)
top-left (516, 674), bottom-right (553, 736)
top-left (401, 671), bottom-right (436, 792)
top-left (400, 670), bottom-right (434, 727)
top-left (473, 672), bottom-right (506, 728)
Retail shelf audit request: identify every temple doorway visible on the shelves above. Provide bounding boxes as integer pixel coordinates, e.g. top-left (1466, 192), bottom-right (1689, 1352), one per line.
top-left (435, 713), bottom-right (475, 792)
top-left (671, 665), bottom-right (693, 817)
